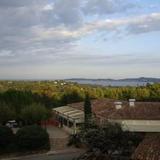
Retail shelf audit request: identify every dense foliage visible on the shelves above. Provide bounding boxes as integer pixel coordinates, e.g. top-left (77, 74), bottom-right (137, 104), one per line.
top-left (21, 103), bottom-right (50, 125)
top-left (0, 81), bottom-right (159, 124)
top-left (16, 125), bottom-right (50, 151)
top-left (83, 123), bottom-right (142, 154)
top-left (0, 101), bottom-right (50, 125)
top-left (68, 134), bottom-right (82, 148)
top-left (0, 81), bottom-right (159, 106)
top-left (0, 126), bottom-right (15, 152)
top-left (75, 123), bottom-right (143, 160)
top-left (0, 89), bottom-right (51, 125)
top-left (84, 94), bottom-right (92, 126)
top-left (0, 102), bottom-right (16, 125)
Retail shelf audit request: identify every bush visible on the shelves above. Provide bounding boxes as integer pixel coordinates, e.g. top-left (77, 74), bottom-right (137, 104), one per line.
top-left (0, 126), bottom-right (15, 152)
top-left (68, 134), bottom-right (82, 148)
top-left (16, 125), bottom-right (50, 151)
top-left (83, 122), bottom-right (142, 157)
top-left (20, 103), bottom-right (51, 125)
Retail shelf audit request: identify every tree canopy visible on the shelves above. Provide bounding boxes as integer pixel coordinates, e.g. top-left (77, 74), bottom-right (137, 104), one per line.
top-left (21, 103), bottom-right (50, 125)
top-left (84, 93), bottom-right (92, 126)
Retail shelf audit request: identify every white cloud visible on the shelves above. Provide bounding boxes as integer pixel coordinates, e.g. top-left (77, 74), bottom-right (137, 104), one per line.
top-left (32, 12), bottom-right (160, 42)
top-left (83, 0), bottom-right (135, 15)
top-left (43, 4), bottom-right (54, 11)
top-left (0, 50), bottom-right (13, 57)
top-left (0, 0), bottom-right (159, 79)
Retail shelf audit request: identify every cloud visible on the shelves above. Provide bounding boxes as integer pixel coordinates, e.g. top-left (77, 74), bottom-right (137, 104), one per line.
top-left (83, 0), bottom-right (135, 15)
top-left (0, 0), bottom-right (46, 7)
top-left (0, 50), bottom-right (13, 57)
top-left (0, 0), bottom-right (159, 73)
top-left (82, 12), bottom-right (160, 35)
top-left (34, 12), bottom-right (160, 41)
top-left (127, 13), bottom-right (160, 34)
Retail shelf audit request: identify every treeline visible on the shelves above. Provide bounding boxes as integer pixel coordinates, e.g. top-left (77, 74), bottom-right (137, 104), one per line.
top-left (0, 81), bottom-right (159, 125)
top-left (0, 125), bottom-right (50, 154)
top-left (0, 81), bottom-right (159, 104)
top-left (0, 90), bottom-right (51, 125)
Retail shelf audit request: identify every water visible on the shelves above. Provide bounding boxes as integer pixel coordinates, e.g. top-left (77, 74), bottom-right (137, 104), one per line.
top-left (67, 79), bottom-right (149, 87)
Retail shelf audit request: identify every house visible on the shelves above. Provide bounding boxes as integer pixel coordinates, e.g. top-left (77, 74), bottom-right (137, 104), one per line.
top-left (69, 99), bottom-right (160, 160)
top-left (132, 133), bottom-right (160, 160)
top-left (52, 106), bottom-right (84, 134)
top-left (53, 99), bottom-right (160, 159)
top-left (53, 99), bottom-right (160, 133)
top-left (108, 101), bottom-right (160, 132)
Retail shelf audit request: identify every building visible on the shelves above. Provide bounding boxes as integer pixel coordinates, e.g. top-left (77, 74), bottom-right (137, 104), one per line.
top-left (69, 99), bottom-right (160, 131)
top-left (53, 99), bottom-right (160, 133)
top-left (132, 133), bottom-right (160, 160)
top-left (52, 106), bottom-right (84, 134)
top-left (108, 101), bottom-right (160, 132)
top-left (53, 99), bottom-right (160, 159)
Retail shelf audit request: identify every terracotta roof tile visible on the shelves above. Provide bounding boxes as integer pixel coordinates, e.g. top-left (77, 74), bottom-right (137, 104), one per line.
top-left (69, 99), bottom-right (160, 120)
top-left (132, 133), bottom-right (160, 160)
top-left (68, 99), bottom-right (118, 118)
top-left (110, 102), bottom-right (160, 120)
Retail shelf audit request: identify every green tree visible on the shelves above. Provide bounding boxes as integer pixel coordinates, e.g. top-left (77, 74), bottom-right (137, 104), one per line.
top-left (84, 93), bottom-right (92, 126)
top-left (0, 126), bottom-right (15, 152)
top-left (16, 125), bottom-right (50, 151)
top-left (0, 102), bottom-right (15, 125)
top-left (21, 103), bottom-right (50, 125)
top-left (83, 123), bottom-right (143, 158)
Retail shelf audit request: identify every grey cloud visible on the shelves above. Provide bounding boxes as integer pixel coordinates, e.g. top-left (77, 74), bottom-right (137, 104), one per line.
top-left (127, 13), bottom-right (160, 34)
top-left (0, 50), bottom-right (13, 57)
top-left (0, 0), bottom-right (46, 7)
top-left (51, 0), bottom-right (83, 28)
top-left (83, 0), bottom-right (135, 15)
top-left (0, 0), bottom-right (159, 69)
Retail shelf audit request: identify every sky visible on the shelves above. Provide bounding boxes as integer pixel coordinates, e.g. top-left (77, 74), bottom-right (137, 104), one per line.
top-left (0, 0), bottom-right (160, 79)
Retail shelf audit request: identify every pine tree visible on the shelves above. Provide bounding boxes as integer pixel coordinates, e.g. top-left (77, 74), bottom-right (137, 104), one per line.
top-left (84, 93), bottom-right (92, 126)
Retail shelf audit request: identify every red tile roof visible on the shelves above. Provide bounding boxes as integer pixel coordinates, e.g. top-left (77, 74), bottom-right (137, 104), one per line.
top-left (132, 133), bottom-right (160, 160)
top-left (69, 99), bottom-right (118, 117)
top-left (69, 99), bottom-right (160, 120)
top-left (109, 102), bottom-right (160, 120)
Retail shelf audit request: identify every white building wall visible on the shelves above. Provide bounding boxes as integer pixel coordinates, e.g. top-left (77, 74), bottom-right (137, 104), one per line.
top-left (108, 119), bottom-right (160, 132)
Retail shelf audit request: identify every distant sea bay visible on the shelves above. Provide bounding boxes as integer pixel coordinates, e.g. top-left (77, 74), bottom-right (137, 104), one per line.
top-left (66, 79), bottom-right (153, 87)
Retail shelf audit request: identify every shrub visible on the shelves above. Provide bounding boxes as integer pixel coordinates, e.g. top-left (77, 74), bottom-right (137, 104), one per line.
top-left (0, 126), bottom-right (15, 152)
top-left (68, 134), bottom-right (82, 148)
top-left (16, 125), bottom-right (50, 151)
top-left (20, 103), bottom-right (50, 125)
top-left (83, 122), bottom-right (143, 157)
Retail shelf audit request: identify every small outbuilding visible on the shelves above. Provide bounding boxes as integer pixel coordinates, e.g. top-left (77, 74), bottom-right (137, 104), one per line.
top-left (53, 106), bottom-right (84, 134)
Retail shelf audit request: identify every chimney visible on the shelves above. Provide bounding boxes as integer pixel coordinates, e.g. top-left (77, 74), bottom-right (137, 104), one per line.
top-left (129, 99), bottom-right (136, 107)
top-left (114, 102), bottom-right (122, 110)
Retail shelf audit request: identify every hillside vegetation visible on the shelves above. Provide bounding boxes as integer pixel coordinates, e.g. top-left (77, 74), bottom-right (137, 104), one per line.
top-left (0, 81), bottom-right (160, 108)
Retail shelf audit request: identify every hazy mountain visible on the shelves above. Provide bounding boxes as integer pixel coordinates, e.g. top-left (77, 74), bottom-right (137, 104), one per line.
top-left (66, 77), bottom-right (160, 87)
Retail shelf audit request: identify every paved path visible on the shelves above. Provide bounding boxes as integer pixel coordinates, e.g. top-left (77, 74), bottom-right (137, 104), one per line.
top-left (46, 126), bottom-right (70, 150)
top-left (16, 153), bottom-right (81, 160)
top-left (47, 126), bottom-right (69, 138)
top-left (2, 149), bottom-right (85, 160)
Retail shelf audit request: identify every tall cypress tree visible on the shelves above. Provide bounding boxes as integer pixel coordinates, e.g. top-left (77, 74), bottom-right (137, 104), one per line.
top-left (84, 93), bottom-right (92, 126)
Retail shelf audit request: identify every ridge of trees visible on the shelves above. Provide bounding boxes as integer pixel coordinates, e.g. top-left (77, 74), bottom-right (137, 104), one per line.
top-left (1, 81), bottom-right (159, 127)
top-left (0, 81), bottom-right (159, 105)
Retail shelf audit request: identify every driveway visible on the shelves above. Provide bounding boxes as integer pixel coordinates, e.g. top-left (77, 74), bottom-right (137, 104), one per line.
top-left (46, 126), bottom-right (69, 139)
top-left (46, 126), bottom-right (70, 150)
top-left (17, 153), bottom-right (81, 160)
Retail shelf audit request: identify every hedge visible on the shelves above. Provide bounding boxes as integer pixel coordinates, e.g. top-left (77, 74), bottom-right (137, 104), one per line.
top-left (16, 125), bottom-right (50, 151)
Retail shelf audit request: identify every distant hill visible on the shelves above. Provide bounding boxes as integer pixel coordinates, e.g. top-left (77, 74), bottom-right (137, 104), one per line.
top-left (119, 77), bottom-right (160, 83)
top-left (65, 77), bottom-right (160, 87)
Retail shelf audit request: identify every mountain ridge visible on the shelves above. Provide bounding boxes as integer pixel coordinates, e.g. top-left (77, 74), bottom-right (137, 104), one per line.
top-left (66, 77), bottom-right (160, 83)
